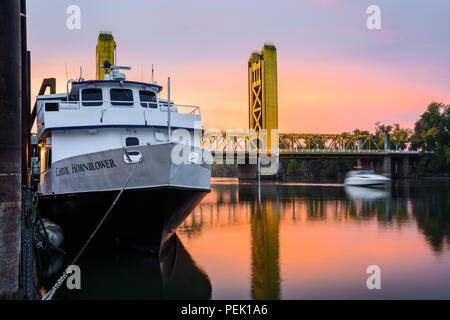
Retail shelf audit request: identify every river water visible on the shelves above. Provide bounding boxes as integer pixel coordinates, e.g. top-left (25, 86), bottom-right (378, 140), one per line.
top-left (45, 178), bottom-right (450, 299)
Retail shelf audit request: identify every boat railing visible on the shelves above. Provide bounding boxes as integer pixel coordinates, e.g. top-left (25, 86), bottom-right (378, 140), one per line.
top-left (53, 101), bottom-right (201, 116)
top-left (159, 103), bottom-right (200, 115)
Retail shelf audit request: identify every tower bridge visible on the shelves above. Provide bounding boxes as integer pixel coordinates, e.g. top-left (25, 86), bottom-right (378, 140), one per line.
top-left (201, 43), bottom-right (420, 179)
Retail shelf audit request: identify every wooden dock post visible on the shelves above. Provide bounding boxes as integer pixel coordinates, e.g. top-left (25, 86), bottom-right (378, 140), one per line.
top-left (0, 0), bottom-right (23, 299)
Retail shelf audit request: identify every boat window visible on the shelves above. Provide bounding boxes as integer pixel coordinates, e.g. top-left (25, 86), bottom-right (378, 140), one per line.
top-left (45, 102), bottom-right (59, 112)
top-left (139, 90), bottom-right (157, 108)
top-left (126, 137), bottom-right (139, 146)
top-left (110, 89), bottom-right (134, 106)
top-left (82, 89), bottom-right (103, 106)
top-left (125, 137), bottom-right (139, 156)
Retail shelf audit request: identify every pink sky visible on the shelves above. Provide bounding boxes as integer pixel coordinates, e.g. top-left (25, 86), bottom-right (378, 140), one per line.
top-left (28, 0), bottom-right (450, 134)
top-left (31, 57), bottom-right (449, 134)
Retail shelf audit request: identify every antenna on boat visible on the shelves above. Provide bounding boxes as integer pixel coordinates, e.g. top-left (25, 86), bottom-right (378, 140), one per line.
top-left (79, 66), bottom-right (84, 82)
top-left (152, 64), bottom-right (155, 84)
top-left (167, 77), bottom-right (171, 142)
top-left (65, 60), bottom-right (68, 84)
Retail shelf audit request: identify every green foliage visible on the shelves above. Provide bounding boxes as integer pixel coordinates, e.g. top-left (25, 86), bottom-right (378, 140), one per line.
top-left (282, 158), bottom-right (355, 178)
top-left (390, 124), bottom-right (412, 150)
top-left (371, 121), bottom-right (413, 150)
top-left (211, 163), bottom-right (238, 177)
top-left (410, 102), bottom-right (450, 174)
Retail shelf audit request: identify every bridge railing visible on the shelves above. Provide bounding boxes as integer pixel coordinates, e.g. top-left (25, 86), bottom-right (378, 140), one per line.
top-left (281, 148), bottom-right (386, 153)
top-left (278, 133), bottom-right (382, 152)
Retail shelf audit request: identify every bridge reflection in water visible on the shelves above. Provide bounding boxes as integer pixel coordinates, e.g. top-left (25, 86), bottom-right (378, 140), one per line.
top-left (178, 178), bottom-right (450, 299)
top-left (244, 184), bottom-right (281, 300)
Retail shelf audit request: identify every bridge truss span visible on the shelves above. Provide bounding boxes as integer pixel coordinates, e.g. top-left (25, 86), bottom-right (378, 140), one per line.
top-left (201, 131), bottom-right (420, 159)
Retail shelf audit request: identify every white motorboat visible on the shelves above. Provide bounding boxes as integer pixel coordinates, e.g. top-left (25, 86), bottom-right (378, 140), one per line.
top-left (343, 170), bottom-right (390, 187)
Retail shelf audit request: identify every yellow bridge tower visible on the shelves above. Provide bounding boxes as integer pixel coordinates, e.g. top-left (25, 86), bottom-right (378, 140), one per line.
top-left (96, 31), bottom-right (116, 80)
top-left (237, 43), bottom-right (279, 180)
top-left (248, 43), bottom-right (278, 149)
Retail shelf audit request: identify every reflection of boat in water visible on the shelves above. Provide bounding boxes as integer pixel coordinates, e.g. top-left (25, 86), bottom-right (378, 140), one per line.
top-left (344, 170), bottom-right (390, 187)
top-left (344, 185), bottom-right (390, 201)
top-left (41, 235), bottom-right (211, 299)
top-left (160, 236), bottom-right (212, 299)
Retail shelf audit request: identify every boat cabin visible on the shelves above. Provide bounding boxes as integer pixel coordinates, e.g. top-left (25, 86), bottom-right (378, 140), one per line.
top-left (36, 79), bottom-right (203, 177)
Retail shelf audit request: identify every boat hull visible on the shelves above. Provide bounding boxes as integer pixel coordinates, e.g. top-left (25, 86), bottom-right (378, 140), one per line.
top-left (38, 186), bottom-right (208, 250)
top-left (37, 142), bottom-right (211, 250)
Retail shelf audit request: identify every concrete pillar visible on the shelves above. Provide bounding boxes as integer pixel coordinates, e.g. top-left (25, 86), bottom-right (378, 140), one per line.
top-left (376, 159), bottom-right (382, 174)
top-left (383, 156), bottom-right (392, 177)
top-left (402, 157), bottom-right (409, 177)
top-left (384, 134), bottom-right (391, 151)
top-left (356, 159), bottom-right (362, 168)
top-left (0, 0), bottom-right (22, 299)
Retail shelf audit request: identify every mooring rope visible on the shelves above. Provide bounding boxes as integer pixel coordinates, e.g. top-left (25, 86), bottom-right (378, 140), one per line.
top-left (42, 156), bottom-right (143, 300)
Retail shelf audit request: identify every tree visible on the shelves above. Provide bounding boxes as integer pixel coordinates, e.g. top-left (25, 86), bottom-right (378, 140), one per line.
top-left (391, 123), bottom-right (413, 151)
top-left (374, 122), bottom-right (393, 147)
top-left (286, 159), bottom-right (299, 176)
top-left (410, 102), bottom-right (450, 174)
top-left (352, 129), bottom-right (370, 135)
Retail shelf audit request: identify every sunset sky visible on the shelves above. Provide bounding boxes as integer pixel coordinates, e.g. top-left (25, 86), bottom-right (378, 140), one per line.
top-left (28, 0), bottom-right (450, 133)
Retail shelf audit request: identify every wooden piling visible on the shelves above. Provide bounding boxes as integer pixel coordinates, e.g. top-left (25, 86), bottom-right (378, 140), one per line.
top-left (21, 0), bottom-right (31, 187)
top-left (0, 0), bottom-right (23, 299)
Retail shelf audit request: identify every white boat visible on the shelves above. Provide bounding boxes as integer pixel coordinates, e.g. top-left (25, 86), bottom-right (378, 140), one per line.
top-left (343, 170), bottom-right (390, 187)
top-left (36, 63), bottom-right (211, 251)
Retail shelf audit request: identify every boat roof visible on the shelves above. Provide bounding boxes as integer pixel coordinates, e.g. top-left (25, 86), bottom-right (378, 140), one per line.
top-left (72, 80), bottom-right (163, 92)
top-left (36, 93), bottom-right (68, 100)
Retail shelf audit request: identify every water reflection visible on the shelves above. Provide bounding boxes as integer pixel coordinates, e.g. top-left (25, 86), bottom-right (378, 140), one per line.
top-left (403, 181), bottom-right (450, 253)
top-left (41, 235), bottom-right (211, 299)
top-left (344, 185), bottom-right (392, 221)
top-left (177, 178), bottom-right (450, 299)
top-left (180, 179), bottom-right (450, 255)
top-left (344, 185), bottom-right (390, 201)
top-left (43, 178), bottom-right (450, 299)
top-left (239, 184), bottom-right (281, 300)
